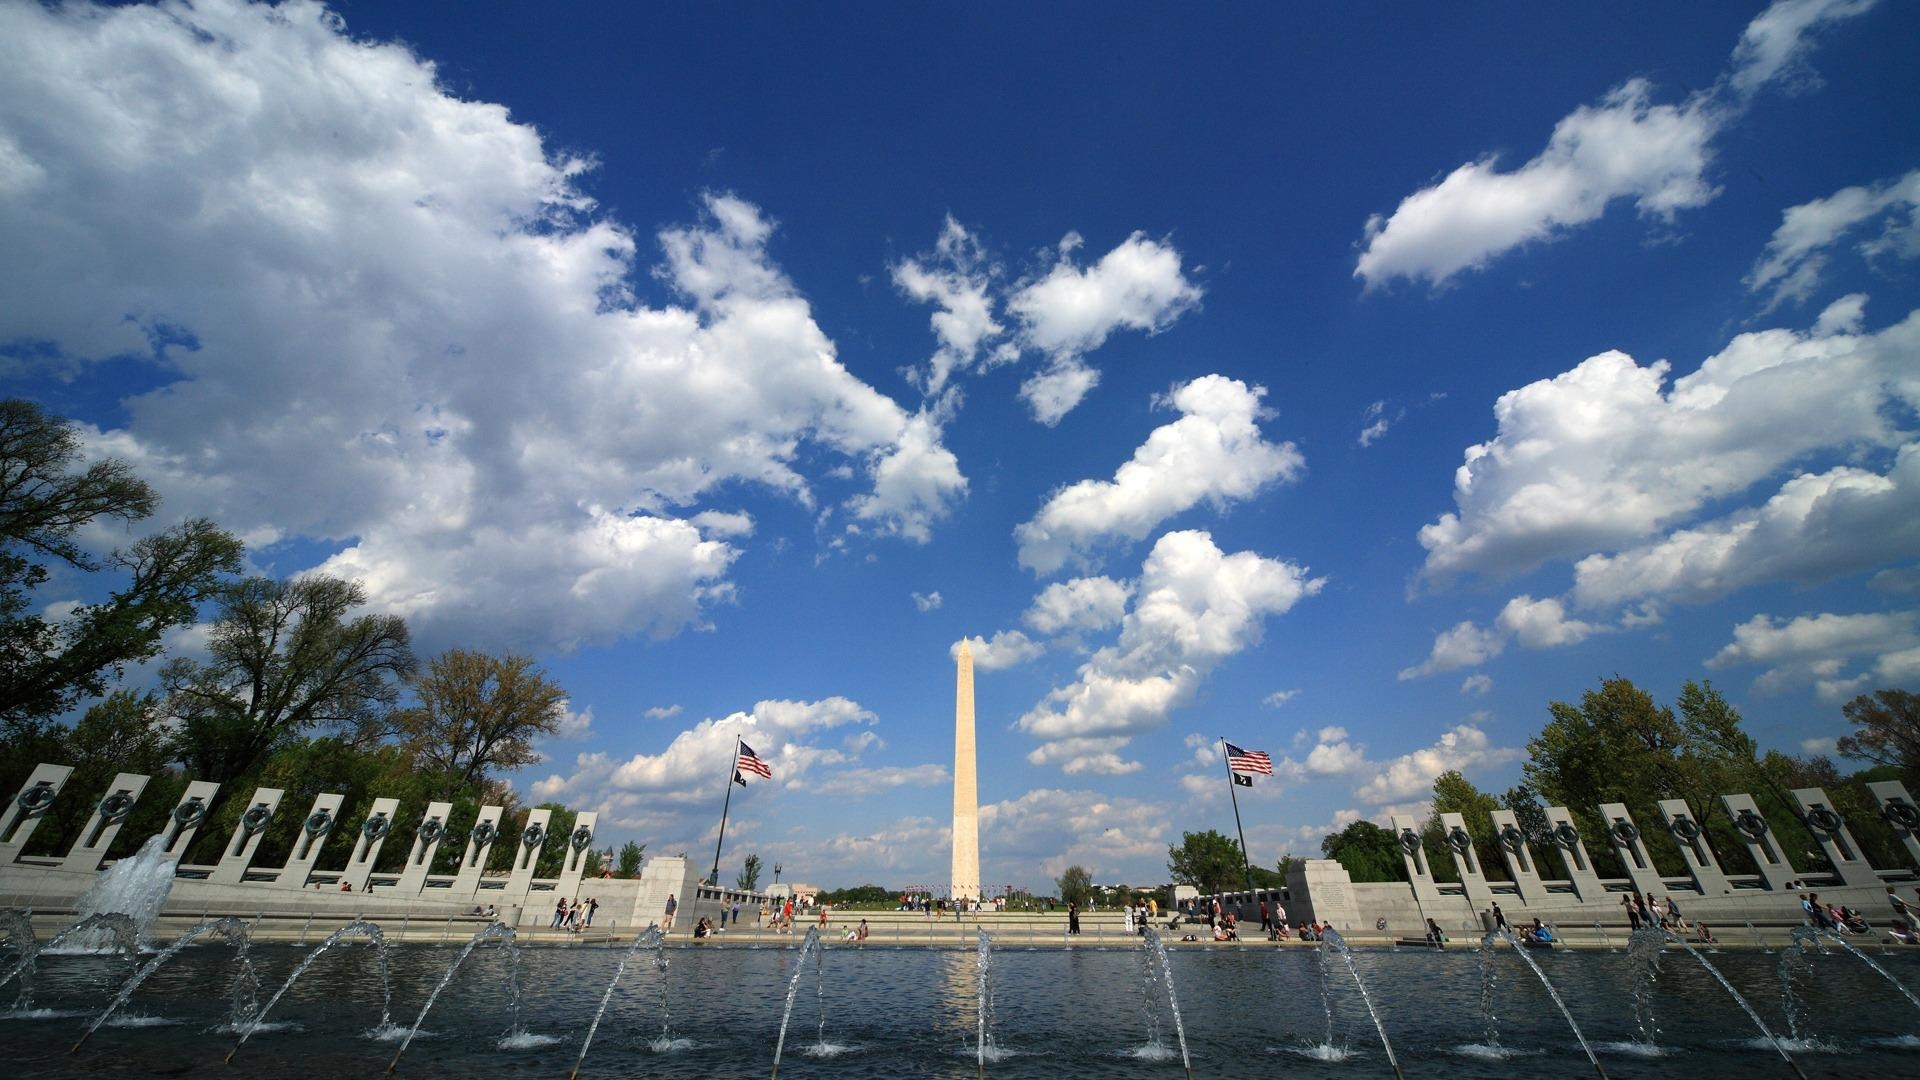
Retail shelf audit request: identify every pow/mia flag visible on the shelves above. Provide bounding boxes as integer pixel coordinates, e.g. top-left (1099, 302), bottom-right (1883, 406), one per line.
top-left (1232, 773), bottom-right (1252, 787)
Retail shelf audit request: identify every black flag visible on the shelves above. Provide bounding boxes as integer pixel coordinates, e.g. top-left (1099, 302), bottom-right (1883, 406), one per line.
top-left (1232, 773), bottom-right (1252, 787)
top-left (734, 770), bottom-right (747, 786)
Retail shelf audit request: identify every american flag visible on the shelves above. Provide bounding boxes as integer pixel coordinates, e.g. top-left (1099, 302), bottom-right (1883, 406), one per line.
top-left (1225, 742), bottom-right (1272, 776)
top-left (737, 741), bottom-right (774, 779)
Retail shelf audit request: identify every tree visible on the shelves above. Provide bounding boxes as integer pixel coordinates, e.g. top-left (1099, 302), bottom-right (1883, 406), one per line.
top-left (618, 840), bottom-right (645, 878)
top-left (11, 690), bottom-right (184, 858)
top-left (1166, 829), bottom-right (1245, 895)
top-left (1428, 770), bottom-right (1507, 880)
top-left (1837, 690), bottom-right (1920, 781)
top-left (737, 852), bottom-right (763, 891)
top-left (1522, 676), bottom-right (1755, 876)
top-left (393, 649), bottom-right (568, 798)
top-left (1056, 864), bottom-right (1093, 907)
top-left (162, 575), bottom-right (415, 789)
top-left (0, 399), bottom-right (243, 743)
top-left (1320, 820), bottom-right (1405, 883)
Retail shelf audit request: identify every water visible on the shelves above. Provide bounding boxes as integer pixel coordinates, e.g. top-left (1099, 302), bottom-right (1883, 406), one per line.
top-left (770, 925), bottom-right (822, 1078)
top-left (227, 918), bottom-right (390, 1062)
top-left (975, 929), bottom-right (997, 1070)
top-left (1320, 927), bottom-right (1404, 1080)
top-left (388, 921), bottom-right (517, 1072)
top-left (1805, 926), bottom-right (1920, 1015)
top-left (1139, 928), bottom-right (1192, 1077)
top-left (75, 916), bottom-right (257, 1050)
top-left (1, 914), bottom-right (137, 1012)
top-left (1490, 928), bottom-right (1607, 1078)
top-left (1659, 928), bottom-right (1807, 1080)
top-left (1, 908), bottom-right (40, 1010)
top-left (5, 934), bottom-right (1920, 1076)
top-left (568, 924), bottom-right (664, 1078)
top-left (66, 836), bottom-right (176, 949)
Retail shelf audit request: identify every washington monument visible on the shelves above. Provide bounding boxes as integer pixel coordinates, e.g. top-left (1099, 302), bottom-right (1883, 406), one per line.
top-left (952, 639), bottom-right (980, 901)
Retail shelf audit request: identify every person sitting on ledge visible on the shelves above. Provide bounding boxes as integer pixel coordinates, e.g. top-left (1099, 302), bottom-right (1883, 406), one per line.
top-left (1695, 923), bottom-right (1717, 945)
top-left (1212, 920), bottom-right (1237, 942)
top-left (693, 916), bottom-right (712, 939)
top-left (1525, 918), bottom-right (1554, 944)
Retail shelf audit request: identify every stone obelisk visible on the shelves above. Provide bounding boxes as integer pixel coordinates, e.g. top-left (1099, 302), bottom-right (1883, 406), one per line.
top-left (951, 639), bottom-right (981, 903)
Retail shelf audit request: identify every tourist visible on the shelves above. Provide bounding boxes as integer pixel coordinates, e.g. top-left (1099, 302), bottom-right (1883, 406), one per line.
top-left (1696, 923), bottom-right (1717, 945)
top-left (1527, 918), bottom-right (1554, 944)
top-left (1622, 894), bottom-right (1639, 930)
top-left (1665, 896), bottom-right (1687, 931)
top-left (1221, 910), bottom-right (1238, 940)
top-left (855, 918), bottom-right (870, 943)
top-left (1888, 888), bottom-right (1917, 944)
top-left (663, 892), bottom-right (678, 931)
top-left (586, 897), bottom-right (599, 927)
top-left (552, 897), bottom-right (568, 929)
top-left (1259, 900), bottom-right (1272, 935)
top-left (693, 916), bottom-right (711, 939)
top-left (1068, 901), bottom-right (1080, 935)
top-left (731, 899), bottom-right (741, 928)
top-left (1491, 902), bottom-right (1507, 931)
top-left (819, 902), bottom-right (830, 929)
top-left (1122, 901), bottom-right (1135, 935)
top-left (1424, 918), bottom-right (1446, 948)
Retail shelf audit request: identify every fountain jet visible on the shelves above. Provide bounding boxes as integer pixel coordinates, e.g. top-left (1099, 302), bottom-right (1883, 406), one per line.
top-left (75, 916), bottom-right (256, 1052)
top-left (567, 924), bottom-right (665, 1079)
top-left (388, 920), bottom-right (518, 1073)
top-left (227, 919), bottom-right (390, 1063)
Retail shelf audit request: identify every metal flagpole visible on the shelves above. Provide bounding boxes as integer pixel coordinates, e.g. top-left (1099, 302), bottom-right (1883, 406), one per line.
top-left (1221, 737), bottom-right (1255, 893)
top-left (709, 735), bottom-right (743, 885)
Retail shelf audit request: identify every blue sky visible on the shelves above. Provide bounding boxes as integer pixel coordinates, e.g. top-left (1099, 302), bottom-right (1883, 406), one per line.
top-left (3, 0), bottom-right (1918, 892)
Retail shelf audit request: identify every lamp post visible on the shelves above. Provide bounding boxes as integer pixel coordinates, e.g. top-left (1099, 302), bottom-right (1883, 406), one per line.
top-left (773, 862), bottom-right (783, 885)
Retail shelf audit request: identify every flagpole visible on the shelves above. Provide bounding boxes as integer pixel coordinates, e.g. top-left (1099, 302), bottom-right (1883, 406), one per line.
top-left (1221, 737), bottom-right (1254, 894)
top-left (709, 735), bottom-right (742, 886)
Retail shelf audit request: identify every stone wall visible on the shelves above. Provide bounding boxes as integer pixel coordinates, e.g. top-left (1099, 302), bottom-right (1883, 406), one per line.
top-left (0, 765), bottom-right (764, 933)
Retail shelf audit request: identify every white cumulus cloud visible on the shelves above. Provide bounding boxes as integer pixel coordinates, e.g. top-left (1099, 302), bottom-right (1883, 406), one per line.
top-left (1418, 306), bottom-right (1920, 584)
top-left (1007, 232), bottom-right (1202, 424)
top-left (1017, 530), bottom-right (1321, 771)
top-left (1354, 0), bottom-right (1874, 289)
top-left (1355, 725), bottom-right (1525, 805)
top-left (1747, 168), bottom-right (1920, 310)
top-left (1022, 576), bottom-right (1133, 636)
top-left (1706, 609), bottom-right (1920, 700)
top-left (954, 630), bottom-right (1047, 671)
top-left (1015, 375), bottom-right (1304, 575)
top-left (0, 0), bottom-right (964, 652)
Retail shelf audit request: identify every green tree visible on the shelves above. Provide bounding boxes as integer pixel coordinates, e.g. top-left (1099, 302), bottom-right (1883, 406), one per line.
top-left (618, 841), bottom-right (648, 876)
top-left (1836, 689), bottom-right (1920, 783)
top-left (1167, 829), bottom-right (1245, 895)
top-left (0, 400), bottom-right (243, 766)
top-left (737, 852), bottom-right (763, 891)
top-left (393, 649), bottom-right (568, 798)
top-left (1428, 770), bottom-right (1508, 880)
top-left (14, 690), bottom-right (185, 858)
top-left (162, 575), bottom-right (415, 790)
top-left (618, 840), bottom-right (645, 878)
top-left (1522, 677), bottom-right (1755, 876)
top-left (1056, 864), bottom-right (1093, 907)
top-left (1320, 820), bottom-right (1406, 883)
